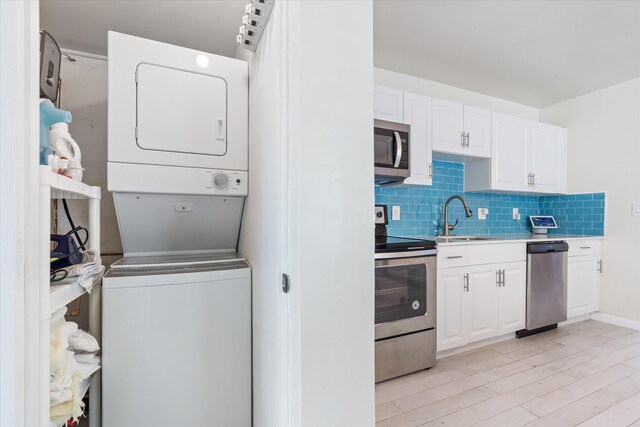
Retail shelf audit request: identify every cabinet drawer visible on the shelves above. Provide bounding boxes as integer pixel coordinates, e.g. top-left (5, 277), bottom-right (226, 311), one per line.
top-left (467, 243), bottom-right (526, 265)
top-left (568, 239), bottom-right (601, 257)
top-left (438, 246), bottom-right (468, 268)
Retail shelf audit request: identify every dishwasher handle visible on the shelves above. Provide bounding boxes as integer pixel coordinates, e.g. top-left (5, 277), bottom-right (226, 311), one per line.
top-left (527, 241), bottom-right (569, 254)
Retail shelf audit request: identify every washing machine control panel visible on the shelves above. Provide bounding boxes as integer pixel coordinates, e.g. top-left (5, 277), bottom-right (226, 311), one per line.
top-left (205, 169), bottom-right (247, 195)
top-left (108, 162), bottom-right (248, 196)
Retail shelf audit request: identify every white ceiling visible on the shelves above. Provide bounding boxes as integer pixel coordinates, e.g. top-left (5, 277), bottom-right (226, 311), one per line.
top-left (41, 1), bottom-right (640, 108)
top-left (40, 0), bottom-right (246, 58)
top-left (374, 0), bottom-right (640, 107)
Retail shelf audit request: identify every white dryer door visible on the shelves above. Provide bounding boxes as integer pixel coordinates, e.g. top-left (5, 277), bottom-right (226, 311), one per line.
top-left (136, 63), bottom-right (227, 156)
top-left (108, 32), bottom-right (247, 172)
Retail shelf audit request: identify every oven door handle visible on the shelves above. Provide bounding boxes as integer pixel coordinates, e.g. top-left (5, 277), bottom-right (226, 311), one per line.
top-left (375, 249), bottom-right (438, 260)
top-left (393, 131), bottom-right (402, 168)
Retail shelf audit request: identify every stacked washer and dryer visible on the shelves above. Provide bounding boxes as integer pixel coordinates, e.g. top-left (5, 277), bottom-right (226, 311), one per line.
top-left (103, 32), bottom-right (251, 426)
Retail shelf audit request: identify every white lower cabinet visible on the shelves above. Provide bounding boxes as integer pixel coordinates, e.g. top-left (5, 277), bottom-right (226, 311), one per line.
top-left (567, 255), bottom-right (600, 317)
top-left (466, 266), bottom-right (499, 342)
top-left (497, 262), bottom-right (527, 335)
top-left (437, 268), bottom-right (467, 350)
top-left (437, 260), bottom-right (526, 352)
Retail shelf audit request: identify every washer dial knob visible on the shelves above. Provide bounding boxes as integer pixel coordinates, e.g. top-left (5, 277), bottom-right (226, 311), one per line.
top-left (214, 173), bottom-right (229, 188)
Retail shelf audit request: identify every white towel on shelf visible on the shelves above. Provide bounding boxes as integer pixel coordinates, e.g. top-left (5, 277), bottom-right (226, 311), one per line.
top-left (49, 387), bottom-right (72, 407)
top-left (50, 321), bottom-right (78, 372)
top-left (76, 359), bottom-right (101, 381)
top-left (50, 350), bottom-right (77, 405)
top-left (50, 306), bottom-right (67, 327)
top-left (74, 352), bottom-right (99, 364)
top-left (68, 329), bottom-right (100, 354)
top-left (50, 371), bottom-right (84, 427)
top-left (60, 249), bottom-right (104, 293)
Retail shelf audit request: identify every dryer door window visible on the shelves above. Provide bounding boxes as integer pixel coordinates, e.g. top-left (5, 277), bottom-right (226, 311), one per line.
top-left (136, 63), bottom-right (227, 156)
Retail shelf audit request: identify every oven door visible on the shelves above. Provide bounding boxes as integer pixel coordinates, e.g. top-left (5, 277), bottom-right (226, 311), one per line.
top-left (375, 254), bottom-right (436, 340)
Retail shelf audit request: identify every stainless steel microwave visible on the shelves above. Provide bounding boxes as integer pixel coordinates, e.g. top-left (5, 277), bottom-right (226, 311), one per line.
top-left (374, 119), bottom-right (410, 183)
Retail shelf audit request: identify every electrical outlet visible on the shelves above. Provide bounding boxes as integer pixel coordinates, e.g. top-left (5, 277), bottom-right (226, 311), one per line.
top-left (512, 208), bottom-right (520, 220)
top-left (478, 208), bottom-right (488, 220)
top-left (392, 205), bottom-right (401, 221)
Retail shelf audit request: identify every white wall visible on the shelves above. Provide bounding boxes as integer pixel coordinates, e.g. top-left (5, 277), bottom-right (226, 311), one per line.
top-left (243, 1), bottom-right (375, 424)
top-left (288, 1), bottom-right (375, 425)
top-left (237, 3), bottom-right (288, 425)
top-left (57, 53), bottom-right (121, 257)
top-left (375, 68), bottom-right (540, 121)
top-left (541, 77), bottom-right (640, 324)
top-left (0, 1), bottom-right (40, 424)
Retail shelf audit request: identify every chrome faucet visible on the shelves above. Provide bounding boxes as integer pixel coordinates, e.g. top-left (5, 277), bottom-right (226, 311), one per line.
top-left (442, 195), bottom-right (473, 236)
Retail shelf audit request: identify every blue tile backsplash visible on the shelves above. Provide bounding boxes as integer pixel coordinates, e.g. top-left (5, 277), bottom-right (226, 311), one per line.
top-left (375, 160), bottom-right (605, 237)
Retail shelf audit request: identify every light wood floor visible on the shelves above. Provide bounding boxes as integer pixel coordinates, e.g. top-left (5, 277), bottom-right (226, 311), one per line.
top-left (376, 320), bottom-right (640, 427)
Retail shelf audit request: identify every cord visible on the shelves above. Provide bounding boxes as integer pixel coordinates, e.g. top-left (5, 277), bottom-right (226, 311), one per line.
top-left (50, 226), bottom-right (87, 283)
top-left (62, 199), bottom-right (86, 251)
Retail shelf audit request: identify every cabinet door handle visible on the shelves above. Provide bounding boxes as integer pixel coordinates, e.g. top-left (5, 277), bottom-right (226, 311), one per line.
top-left (447, 255), bottom-right (463, 259)
top-left (429, 162), bottom-right (433, 179)
top-left (580, 246), bottom-right (592, 249)
top-left (465, 132), bottom-right (470, 148)
top-left (501, 270), bottom-right (505, 287)
top-left (597, 260), bottom-right (602, 273)
top-left (463, 273), bottom-right (469, 292)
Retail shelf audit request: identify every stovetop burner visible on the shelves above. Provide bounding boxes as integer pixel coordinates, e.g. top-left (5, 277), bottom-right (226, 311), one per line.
top-left (374, 204), bottom-right (436, 253)
top-left (375, 235), bottom-right (437, 253)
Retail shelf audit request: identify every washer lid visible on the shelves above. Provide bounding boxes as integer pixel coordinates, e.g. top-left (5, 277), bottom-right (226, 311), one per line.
top-left (110, 252), bottom-right (246, 270)
top-left (113, 192), bottom-right (244, 257)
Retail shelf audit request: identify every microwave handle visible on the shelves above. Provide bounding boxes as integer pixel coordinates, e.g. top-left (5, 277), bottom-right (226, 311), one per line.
top-left (393, 131), bottom-right (402, 168)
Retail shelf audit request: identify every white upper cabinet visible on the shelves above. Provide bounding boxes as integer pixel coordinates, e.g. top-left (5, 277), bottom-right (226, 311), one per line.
top-left (528, 122), bottom-right (567, 194)
top-left (373, 86), bottom-right (432, 186)
top-left (373, 86), bottom-right (567, 193)
top-left (491, 113), bottom-right (529, 192)
top-left (466, 113), bottom-right (567, 194)
top-left (373, 85), bottom-right (404, 122)
top-left (403, 93), bottom-right (433, 186)
top-left (463, 106), bottom-right (492, 158)
top-left (432, 99), bottom-right (464, 153)
top-left (432, 99), bottom-right (491, 158)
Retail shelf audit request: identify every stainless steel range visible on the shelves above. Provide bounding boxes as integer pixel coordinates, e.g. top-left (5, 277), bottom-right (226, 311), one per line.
top-left (374, 205), bottom-right (437, 382)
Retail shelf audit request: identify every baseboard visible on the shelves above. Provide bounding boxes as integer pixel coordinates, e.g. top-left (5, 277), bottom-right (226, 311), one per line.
top-left (436, 334), bottom-right (514, 359)
top-left (559, 314), bottom-right (591, 326)
top-left (591, 312), bottom-right (640, 331)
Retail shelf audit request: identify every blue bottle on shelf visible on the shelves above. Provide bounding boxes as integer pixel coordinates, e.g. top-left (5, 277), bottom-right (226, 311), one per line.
top-left (39, 99), bottom-right (71, 165)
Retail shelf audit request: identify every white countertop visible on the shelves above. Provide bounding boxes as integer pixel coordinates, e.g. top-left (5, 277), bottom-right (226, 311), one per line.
top-left (412, 233), bottom-right (605, 246)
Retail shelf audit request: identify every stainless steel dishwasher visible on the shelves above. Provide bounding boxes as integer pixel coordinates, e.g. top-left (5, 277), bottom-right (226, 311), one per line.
top-left (516, 241), bottom-right (569, 338)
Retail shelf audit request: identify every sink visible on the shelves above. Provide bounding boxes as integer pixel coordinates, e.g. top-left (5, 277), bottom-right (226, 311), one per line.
top-left (437, 236), bottom-right (495, 241)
